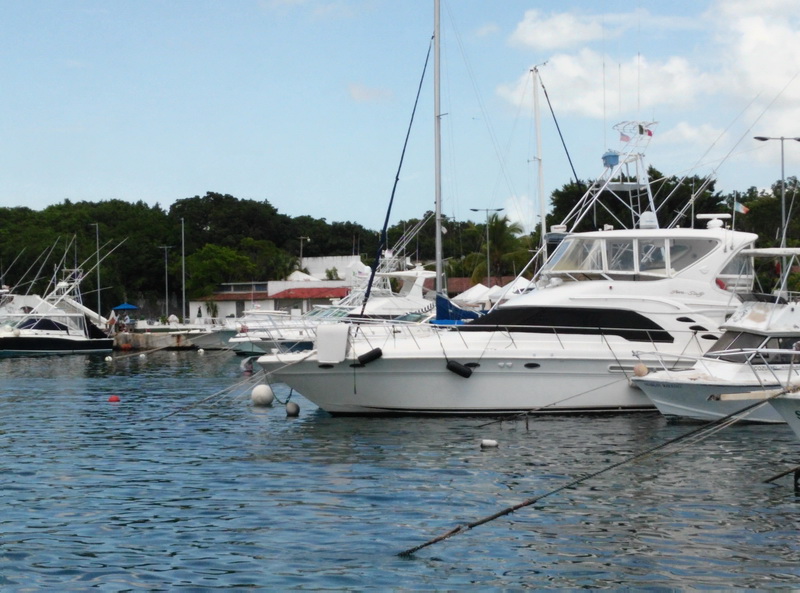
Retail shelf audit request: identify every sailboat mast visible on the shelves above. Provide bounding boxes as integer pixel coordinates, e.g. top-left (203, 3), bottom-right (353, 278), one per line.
top-left (433, 0), bottom-right (444, 294)
top-left (533, 67), bottom-right (546, 260)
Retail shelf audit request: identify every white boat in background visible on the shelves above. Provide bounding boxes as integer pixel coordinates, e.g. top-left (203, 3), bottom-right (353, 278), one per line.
top-left (229, 268), bottom-right (435, 355)
top-left (631, 248), bottom-right (800, 423)
top-left (0, 269), bottom-right (113, 356)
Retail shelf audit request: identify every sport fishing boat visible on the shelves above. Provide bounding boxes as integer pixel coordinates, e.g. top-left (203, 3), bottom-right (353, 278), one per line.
top-left (631, 248), bottom-right (800, 423)
top-left (257, 215), bottom-right (760, 414)
top-left (0, 269), bottom-right (113, 356)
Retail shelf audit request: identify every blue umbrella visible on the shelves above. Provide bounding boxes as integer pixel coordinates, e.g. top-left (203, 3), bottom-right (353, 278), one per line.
top-left (112, 303), bottom-right (138, 311)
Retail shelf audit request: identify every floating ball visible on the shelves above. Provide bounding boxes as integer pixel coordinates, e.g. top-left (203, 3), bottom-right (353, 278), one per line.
top-left (633, 363), bottom-right (649, 377)
top-left (108, 395), bottom-right (120, 403)
top-left (286, 402), bottom-right (300, 417)
top-left (251, 384), bottom-right (274, 407)
top-left (197, 348), bottom-right (205, 354)
top-left (139, 353), bottom-right (146, 358)
top-left (480, 439), bottom-right (499, 449)
top-left (104, 356), bottom-right (113, 362)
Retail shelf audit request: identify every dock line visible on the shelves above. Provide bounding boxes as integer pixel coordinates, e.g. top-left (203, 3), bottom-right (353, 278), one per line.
top-left (398, 390), bottom-right (788, 558)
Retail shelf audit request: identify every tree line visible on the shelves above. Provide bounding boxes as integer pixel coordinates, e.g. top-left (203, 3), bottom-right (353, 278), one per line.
top-left (0, 170), bottom-right (796, 319)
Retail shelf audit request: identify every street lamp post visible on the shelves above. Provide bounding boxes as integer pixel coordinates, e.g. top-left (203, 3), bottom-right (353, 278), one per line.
top-left (753, 135), bottom-right (800, 249)
top-left (159, 245), bottom-right (172, 319)
top-left (470, 207), bottom-right (504, 285)
top-left (89, 222), bottom-right (100, 317)
top-left (298, 236), bottom-right (310, 270)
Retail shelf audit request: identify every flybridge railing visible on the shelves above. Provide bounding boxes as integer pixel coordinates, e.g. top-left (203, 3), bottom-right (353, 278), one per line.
top-left (330, 320), bottom-right (721, 357)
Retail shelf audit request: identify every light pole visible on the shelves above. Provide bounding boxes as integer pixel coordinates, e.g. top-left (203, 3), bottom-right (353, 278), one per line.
top-left (181, 218), bottom-right (186, 323)
top-left (159, 245), bottom-right (172, 319)
top-left (753, 135), bottom-right (800, 249)
top-left (89, 222), bottom-right (100, 317)
top-left (470, 207), bottom-right (504, 284)
top-left (298, 236), bottom-right (310, 270)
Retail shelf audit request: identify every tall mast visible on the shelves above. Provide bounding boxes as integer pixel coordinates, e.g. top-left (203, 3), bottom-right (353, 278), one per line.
top-left (433, 0), bottom-right (444, 294)
top-left (533, 67), bottom-right (546, 260)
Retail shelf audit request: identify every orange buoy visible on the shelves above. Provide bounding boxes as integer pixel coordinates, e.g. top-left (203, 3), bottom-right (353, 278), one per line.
top-left (108, 395), bottom-right (120, 403)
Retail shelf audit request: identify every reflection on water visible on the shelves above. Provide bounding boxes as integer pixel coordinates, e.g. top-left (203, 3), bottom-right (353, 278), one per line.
top-left (0, 351), bottom-right (798, 590)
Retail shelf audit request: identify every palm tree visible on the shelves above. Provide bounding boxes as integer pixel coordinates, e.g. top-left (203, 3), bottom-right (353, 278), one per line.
top-left (470, 213), bottom-right (524, 285)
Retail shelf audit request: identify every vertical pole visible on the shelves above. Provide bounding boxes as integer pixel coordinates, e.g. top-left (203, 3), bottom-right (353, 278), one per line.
top-left (780, 137), bottom-right (787, 249)
top-left (434, 0), bottom-right (444, 294)
top-left (94, 223), bottom-right (100, 316)
top-left (181, 218), bottom-right (186, 323)
top-left (485, 213), bottom-right (491, 285)
top-left (159, 245), bottom-right (171, 319)
top-left (533, 68), bottom-right (546, 260)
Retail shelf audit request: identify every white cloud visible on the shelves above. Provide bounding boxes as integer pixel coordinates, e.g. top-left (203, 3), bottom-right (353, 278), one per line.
top-left (475, 22), bottom-right (500, 38)
top-left (503, 194), bottom-right (537, 234)
top-left (497, 49), bottom-right (715, 119)
top-left (348, 83), bottom-right (392, 103)
top-left (509, 10), bottom-right (607, 51)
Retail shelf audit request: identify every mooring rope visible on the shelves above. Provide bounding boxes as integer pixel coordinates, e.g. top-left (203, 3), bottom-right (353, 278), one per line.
top-left (398, 387), bottom-right (794, 557)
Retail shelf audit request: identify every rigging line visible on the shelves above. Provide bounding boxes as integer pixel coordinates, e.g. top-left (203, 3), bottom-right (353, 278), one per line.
top-left (668, 71), bottom-right (800, 229)
top-left (600, 331), bottom-right (630, 381)
top-left (360, 36), bottom-right (433, 316)
top-left (654, 93), bottom-right (761, 221)
top-left (474, 377), bottom-right (630, 429)
top-left (398, 385), bottom-right (793, 558)
top-left (538, 70), bottom-right (580, 185)
top-left (443, 1), bottom-right (516, 201)
top-left (150, 371), bottom-right (265, 422)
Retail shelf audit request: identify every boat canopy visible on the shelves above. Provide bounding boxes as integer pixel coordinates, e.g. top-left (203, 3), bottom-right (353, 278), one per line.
top-left (540, 233), bottom-right (753, 289)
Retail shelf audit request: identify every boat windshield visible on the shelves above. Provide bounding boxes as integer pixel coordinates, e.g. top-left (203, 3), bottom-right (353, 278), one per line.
top-left (705, 330), bottom-right (800, 363)
top-left (541, 236), bottom-right (719, 281)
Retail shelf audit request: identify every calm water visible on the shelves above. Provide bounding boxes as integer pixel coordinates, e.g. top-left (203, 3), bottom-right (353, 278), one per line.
top-left (1, 351), bottom-right (799, 590)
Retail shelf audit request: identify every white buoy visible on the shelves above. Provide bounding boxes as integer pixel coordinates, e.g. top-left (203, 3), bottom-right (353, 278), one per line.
top-left (480, 439), bottom-right (499, 449)
top-left (251, 384), bottom-right (275, 407)
top-left (633, 363), bottom-right (649, 377)
top-left (286, 401), bottom-right (300, 417)
top-left (197, 348), bottom-right (205, 354)
top-left (104, 355), bottom-right (113, 362)
top-left (139, 353), bottom-right (146, 358)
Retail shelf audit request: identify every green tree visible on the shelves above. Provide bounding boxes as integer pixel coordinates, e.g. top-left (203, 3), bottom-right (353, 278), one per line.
top-left (185, 244), bottom-right (257, 297)
top-left (469, 214), bottom-right (524, 285)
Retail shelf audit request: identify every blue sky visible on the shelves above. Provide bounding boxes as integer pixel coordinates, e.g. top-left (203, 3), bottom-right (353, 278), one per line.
top-left (2, 0), bottom-right (800, 233)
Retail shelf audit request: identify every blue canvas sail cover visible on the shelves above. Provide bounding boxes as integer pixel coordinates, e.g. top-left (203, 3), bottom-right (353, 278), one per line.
top-left (434, 294), bottom-right (480, 324)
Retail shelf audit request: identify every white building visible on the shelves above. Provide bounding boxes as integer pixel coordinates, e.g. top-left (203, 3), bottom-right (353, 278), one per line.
top-left (188, 255), bottom-right (367, 323)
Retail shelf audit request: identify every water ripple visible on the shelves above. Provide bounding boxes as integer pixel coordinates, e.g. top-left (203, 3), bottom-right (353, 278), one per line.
top-left (0, 352), bottom-right (798, 589)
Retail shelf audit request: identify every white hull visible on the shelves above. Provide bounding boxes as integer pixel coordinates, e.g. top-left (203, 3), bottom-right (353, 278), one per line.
top-left (258, 327), bottom-right (699, 414)
top-left (633, 374), bottom-right (786, 423)
top-left (183, 329), bottom-right (236, 350)
top-left (769, 394), bottom-right (800, 439)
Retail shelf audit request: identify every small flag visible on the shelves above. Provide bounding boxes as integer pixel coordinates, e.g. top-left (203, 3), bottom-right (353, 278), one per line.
top-left (638, 124), bottom-right (653, 137)
top-left (734, 201), bottom-right (749, 214)
top-left (620, 133), bottom-right (631, 142)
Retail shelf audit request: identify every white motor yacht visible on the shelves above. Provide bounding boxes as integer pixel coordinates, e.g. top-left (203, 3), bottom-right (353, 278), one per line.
top-left (257, 219), bottom-right (759, 415)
